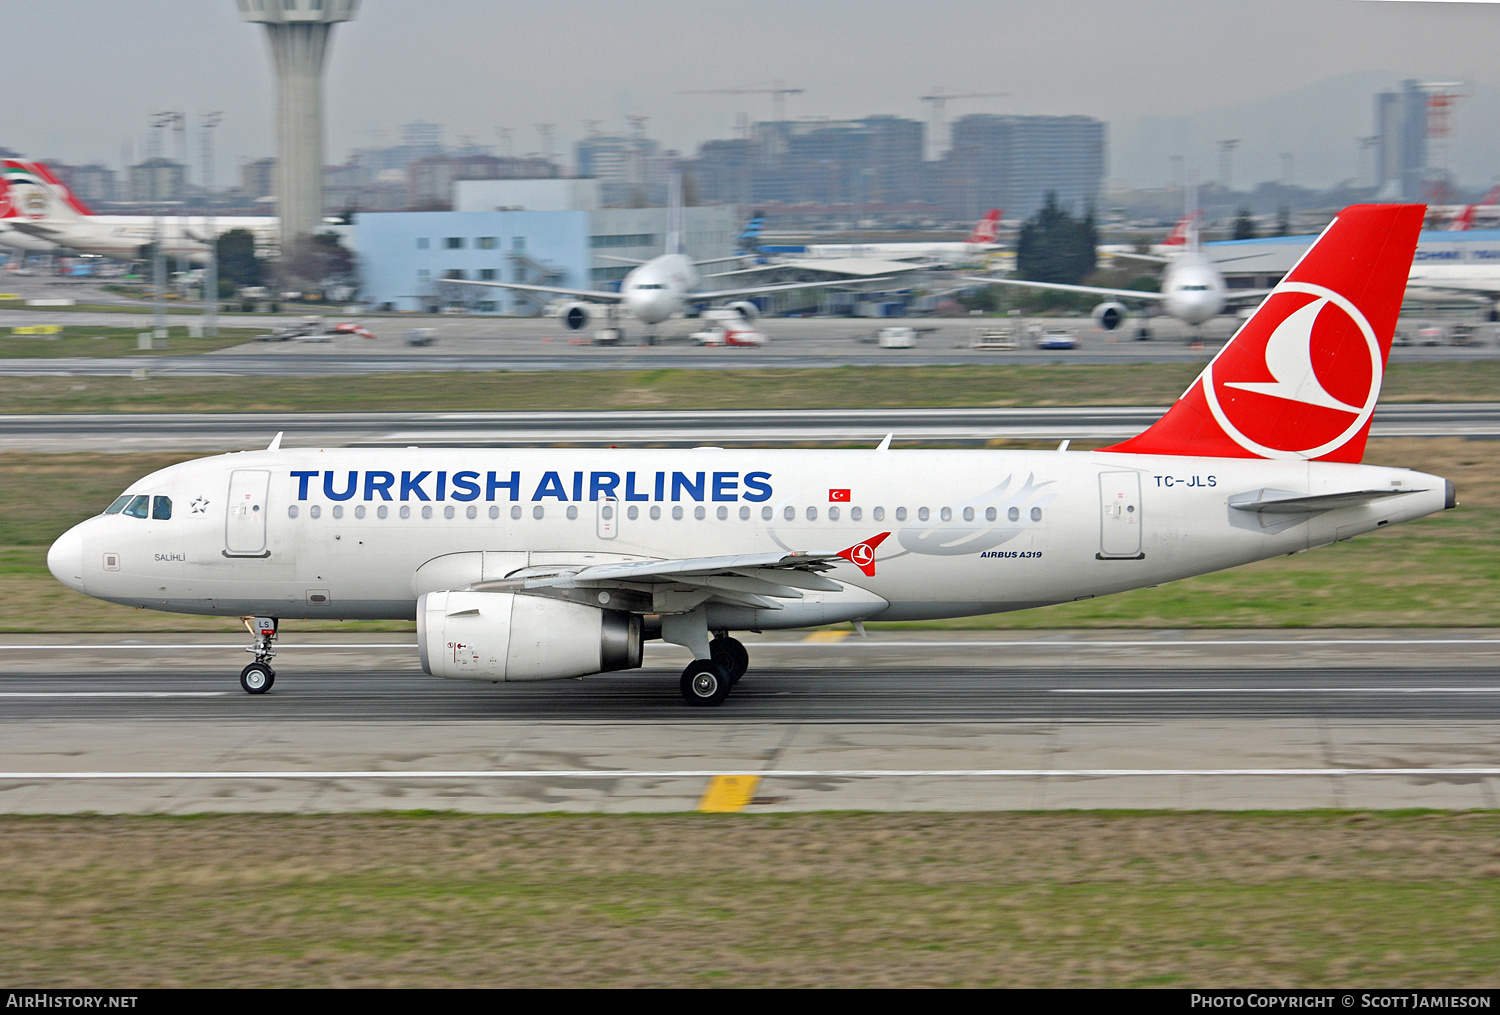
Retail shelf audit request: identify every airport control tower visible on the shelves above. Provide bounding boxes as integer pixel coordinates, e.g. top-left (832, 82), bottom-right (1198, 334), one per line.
top-left (238, 0), bottom-right (359, 255)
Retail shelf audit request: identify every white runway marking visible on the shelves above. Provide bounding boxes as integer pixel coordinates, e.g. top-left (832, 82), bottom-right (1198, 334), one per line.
top-left (0, 692), bottom-right (228, 698)
top-left (1052, 687), bottom-right (1500, 694)
top-left (3, 638), bottom-right (1500, 652)
top-left (0, 643), bottom-right (418, 651)
top-left (0, 768), bottom-right (1497, 780)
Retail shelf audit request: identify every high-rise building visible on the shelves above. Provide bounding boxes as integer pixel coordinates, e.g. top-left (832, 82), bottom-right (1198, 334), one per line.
top-left (944, 115), bottom-right (1105, 220)
top-left (686, 116), bottom-right (926, 212)
top-left (128, 158), bottom-right (188, 203)
top-left (1375, 80), bottom-right (1428, 200)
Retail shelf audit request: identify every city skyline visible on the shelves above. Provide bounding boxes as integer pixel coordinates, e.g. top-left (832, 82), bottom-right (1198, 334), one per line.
top-left (9, 1), bottom-right (1500, 192)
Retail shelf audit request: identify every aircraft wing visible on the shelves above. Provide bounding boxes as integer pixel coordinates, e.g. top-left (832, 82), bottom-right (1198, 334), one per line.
top-left (963, 276), bottom-right (1169, 302)
top-left (1106, 250), bottom-right (1171, 265)
top-left (442, 278), bottom-right (627, 302)
top-left (475, 549), bottom-right (857, 612)
top-left (695, 277), bottom-right (893, 300)
top-left (1221, 288), bottom-right (1276, 305)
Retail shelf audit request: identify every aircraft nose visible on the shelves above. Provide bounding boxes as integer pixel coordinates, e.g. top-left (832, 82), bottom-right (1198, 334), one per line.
top-left (48, 524), bottom-right (85, 593)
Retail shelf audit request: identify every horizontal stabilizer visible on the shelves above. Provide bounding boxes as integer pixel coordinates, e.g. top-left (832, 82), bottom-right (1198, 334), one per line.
top-left (1227, 487), bottom-right (1423, 514)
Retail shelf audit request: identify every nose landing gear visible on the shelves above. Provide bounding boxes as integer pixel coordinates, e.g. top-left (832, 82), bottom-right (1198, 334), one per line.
top-left (239, 616), bottom-right (278, 694)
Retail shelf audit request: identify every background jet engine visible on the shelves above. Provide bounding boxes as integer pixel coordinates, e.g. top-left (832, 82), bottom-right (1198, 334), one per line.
top-left (558, 302), bottom-right (595, 331)
top-left (723, 300), bottom-right (760, 323)
top-left (1092, 301), bottom-right (1129, 331)
top-left (418, 590), bottom-right (643, 681)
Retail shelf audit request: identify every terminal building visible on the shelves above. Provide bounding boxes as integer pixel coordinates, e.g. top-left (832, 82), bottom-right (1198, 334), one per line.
top-left (357, 179), bottom-right (738, 314)
top-left (1205, 229), bottom-right (1500, 311)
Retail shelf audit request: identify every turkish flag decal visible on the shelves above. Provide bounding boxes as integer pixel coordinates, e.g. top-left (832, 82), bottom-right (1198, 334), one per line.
top-left (829, 489), bottom-right (851, 502)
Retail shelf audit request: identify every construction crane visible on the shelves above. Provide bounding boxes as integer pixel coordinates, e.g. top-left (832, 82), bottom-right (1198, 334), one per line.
top-left (680, 80), bottom-right (804, 124)
top-left (919, 88), bottom-right (1007, 160)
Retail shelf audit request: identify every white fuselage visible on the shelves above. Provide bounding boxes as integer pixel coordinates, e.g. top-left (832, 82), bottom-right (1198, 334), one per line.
top-left (1159, 251), bottom-right (1228, 326)
top-left (48, 447), bottom-right (1447, 626)
top-left (619, 253), bottom-right (701, 325)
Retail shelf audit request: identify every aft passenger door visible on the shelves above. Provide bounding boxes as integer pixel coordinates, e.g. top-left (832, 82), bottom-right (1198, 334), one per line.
top-left (225, 469), bottom-right (271, 557)
top-left (1097, 471), bottom-right (1143, 560)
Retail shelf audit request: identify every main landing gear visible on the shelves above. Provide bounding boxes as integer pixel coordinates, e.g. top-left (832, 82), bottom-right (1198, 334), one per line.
top-left (679, 634), bottom-right (750, 707)
top-left (239, 616), bottom-right (278, 694)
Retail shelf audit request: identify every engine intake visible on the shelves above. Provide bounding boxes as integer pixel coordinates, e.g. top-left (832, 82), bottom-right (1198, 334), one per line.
top-left (418, 590), bottom-right (643, 681)
top-left (560, 302), bottom-right (594, 331)
top-left (724, 300), bottom-right (760, 323)
top-left (1092, 301), bottom-right (1129, 331)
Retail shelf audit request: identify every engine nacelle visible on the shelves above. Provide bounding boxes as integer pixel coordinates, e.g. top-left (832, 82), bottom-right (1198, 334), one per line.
top-left (417, 590), bottom-right (643, 681)
top-left (559, 302), bottom-right (594, 331)
top-left (724, 300), bottom-right (760, 323)
top-left (1092, 301), bottom-right (1129, 331)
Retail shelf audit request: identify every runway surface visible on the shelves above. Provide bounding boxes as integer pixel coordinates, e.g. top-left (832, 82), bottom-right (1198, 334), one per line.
top-left (4, 403), bottom-right (1498, 451)
top-left (2, 311), bottom-right (1497, 376)
top-left (2, 630), bottom-right (1498, 813)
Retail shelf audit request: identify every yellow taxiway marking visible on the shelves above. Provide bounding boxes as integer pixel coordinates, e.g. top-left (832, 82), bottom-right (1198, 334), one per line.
top-left (800, 630), bottom-right (851, 644)
top-left (698, 774), bottom-right (761, 812)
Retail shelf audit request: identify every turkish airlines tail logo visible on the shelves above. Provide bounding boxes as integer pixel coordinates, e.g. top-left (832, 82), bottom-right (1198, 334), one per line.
top-left (968, 210), bottom-right (1001, 245)
top-left (837, 531), bottom-right (890, 577)
top-left (1102, 203), bottom-right (1426, 464)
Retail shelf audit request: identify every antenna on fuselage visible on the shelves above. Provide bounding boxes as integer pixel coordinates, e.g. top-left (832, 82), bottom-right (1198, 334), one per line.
top-left (267, 431), bottom-right (283, 451)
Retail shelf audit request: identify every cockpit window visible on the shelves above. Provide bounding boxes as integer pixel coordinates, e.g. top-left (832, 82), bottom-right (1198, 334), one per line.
top-left (121, 495), bottom-right (150, 519)
top-left (152, 496), bottom-right (172, 520)
top-left (104, 495), bottom-right (132, 515)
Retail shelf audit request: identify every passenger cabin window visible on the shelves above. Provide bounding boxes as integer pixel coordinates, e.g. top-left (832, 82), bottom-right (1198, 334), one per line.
top-left (105, 495), bottom-right (132, 515)
top-left (122, 495), bottom-right (149, 519)
top-left (152, 496), bottom-right (172, 520)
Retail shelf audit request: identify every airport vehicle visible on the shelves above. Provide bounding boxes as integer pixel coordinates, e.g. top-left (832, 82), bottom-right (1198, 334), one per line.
top-left (877, 326), bottom-right (916, 348)
top-left (257, 318), bottom-right (373, 342)
top-left (792, 210), bottom-right (1003, 263)
top-left (0, 160), bottom-right (278, 264)
top-left (966, 211), bottom-right (1274, 337)
top-left (47, 204), bottom-right (1453, 707)
top-left (1035, 327), bottom-right (1078, 350)
top-left (692, 317), bottom-right (768, 346)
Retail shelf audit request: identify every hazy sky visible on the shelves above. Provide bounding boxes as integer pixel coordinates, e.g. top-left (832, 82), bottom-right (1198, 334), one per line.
top-left (11, 0), bottom-right (1500, 189)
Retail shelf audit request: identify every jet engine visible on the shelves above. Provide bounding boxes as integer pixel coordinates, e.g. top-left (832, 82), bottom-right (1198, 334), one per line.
top-left (558, 302), bottom-right (595, 331)
top-left (1092, 301), bottom-right (1129, 331)
top-left (724, 300), bottom-right (760, 323)
top-left (417, 590), bottom-right (643, 681)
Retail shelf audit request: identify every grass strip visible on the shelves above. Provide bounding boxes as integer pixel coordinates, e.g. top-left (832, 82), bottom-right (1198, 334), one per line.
top-left (2, 811), bottom-right (1497, 987)
top-left (0, 326), bottom-right (264, 359)
top-left (0, 361), bottom-right (1497, 413)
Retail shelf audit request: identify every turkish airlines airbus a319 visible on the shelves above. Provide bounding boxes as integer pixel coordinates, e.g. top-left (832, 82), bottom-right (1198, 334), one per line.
top-left (48, 204), bottom-right (1452, 706)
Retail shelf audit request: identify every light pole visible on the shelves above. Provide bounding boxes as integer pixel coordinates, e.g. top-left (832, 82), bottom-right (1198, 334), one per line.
top-left (201, 112), bottom-right (222, 336)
